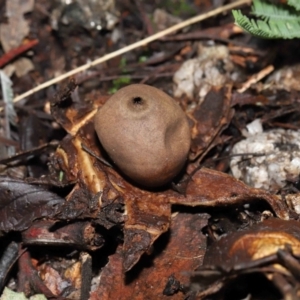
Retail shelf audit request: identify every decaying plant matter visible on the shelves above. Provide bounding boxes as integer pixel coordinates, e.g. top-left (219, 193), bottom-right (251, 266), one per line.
top-left (1, 1), bottom-right (300, 299)
top-left (50, 82), bottom-right (291, 275)
top-left (0, 80), bottom-right (297, 299)
top-left (192, 218), bottom-right (300, 299)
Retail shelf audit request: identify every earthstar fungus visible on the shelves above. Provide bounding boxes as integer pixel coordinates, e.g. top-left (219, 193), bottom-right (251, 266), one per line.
top-left (94, 84), bottom-right (191, 187)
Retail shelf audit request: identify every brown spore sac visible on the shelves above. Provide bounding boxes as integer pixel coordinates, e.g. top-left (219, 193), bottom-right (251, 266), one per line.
top-left (94, 84), bottom-right (191, 187)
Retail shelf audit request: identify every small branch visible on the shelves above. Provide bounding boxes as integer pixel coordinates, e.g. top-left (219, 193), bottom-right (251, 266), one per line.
top-left (0, 39), bottom-right (38, 68)
top-left (238, 64), bottom-right (274, 93)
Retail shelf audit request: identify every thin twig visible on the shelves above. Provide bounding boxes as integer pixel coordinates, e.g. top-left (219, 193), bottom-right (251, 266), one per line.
top-left (11, 0), bottom-right (251, 104)
top-left (0, 39), bottom-right (38, 68)
top-left (237, 65), bottom-right (274, 93)
top-left (81, 143), bottom-right (112, 168)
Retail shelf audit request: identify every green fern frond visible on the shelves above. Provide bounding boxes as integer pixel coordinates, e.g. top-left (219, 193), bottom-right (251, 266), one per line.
top-left (252, 0), bottom-right (300, 21)
top-left (232, 0), bottom-right (300, 39)
top-left (288, 0), bottom-right (300, 11)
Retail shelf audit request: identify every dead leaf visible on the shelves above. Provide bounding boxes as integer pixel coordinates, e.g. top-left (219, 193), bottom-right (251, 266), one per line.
top-left (191, 218), bottom-right (300, 299)
top-left (91, 212), bottom-right (208, 300)
top-left (0, 177), bottom-right (65, 232)
top-left (187, 85), bottom-right (234, 161)
top-left (51, 83), bottom-right (290, 273)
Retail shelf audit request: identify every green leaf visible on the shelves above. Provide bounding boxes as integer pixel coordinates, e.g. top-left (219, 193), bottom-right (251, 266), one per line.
top-left (288, 0), bottom-right (300, 11)
top-left (232, 0), bottom-right (300, 39)
top-left (252, 0), bottom-right (300, 21)
top-left (0, 288), bottom-right (27, 300)
top-left (108, 76), bottom-right (132, 94)
top-left (0, 288), bottom-right (47, 300)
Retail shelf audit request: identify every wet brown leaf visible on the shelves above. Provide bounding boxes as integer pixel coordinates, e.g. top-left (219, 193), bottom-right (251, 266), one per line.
top-left (204, 218), bottom-right (300, 267)
top-left (191, 218), bottom-right (300, 299)
top-left (51, 84), bottom-right (290, 272)
top-left (122, 187), bottom-right (171, 271)
top-left (22, 220), bottom-right (104, 251)
top-left (187, 85), bottom-right (234, 161)
top-left (90, 212), bottom-right (208, 300)
top-left (53, 116), bottom-right (290, 271)
top-left (53, 121), bottom-right (125, 227)
top-left (168, 167), bottom-right (289, 220)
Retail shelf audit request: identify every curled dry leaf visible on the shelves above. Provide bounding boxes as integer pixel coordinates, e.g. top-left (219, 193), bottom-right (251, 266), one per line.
top-left (167, 167), bottom-right (289, 220)
top-left (22, 220), bottom-right (104, 251)
top-left (192, 218), bottom-right (300, 299)
top-left (204, 218), bottom-right (300, 267)
top-left (90, 213), bottom-right (209, 300)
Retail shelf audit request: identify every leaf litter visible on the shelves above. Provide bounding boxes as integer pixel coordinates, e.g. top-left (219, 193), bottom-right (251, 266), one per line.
top-left (0, 1), bottom-right (300, 299)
